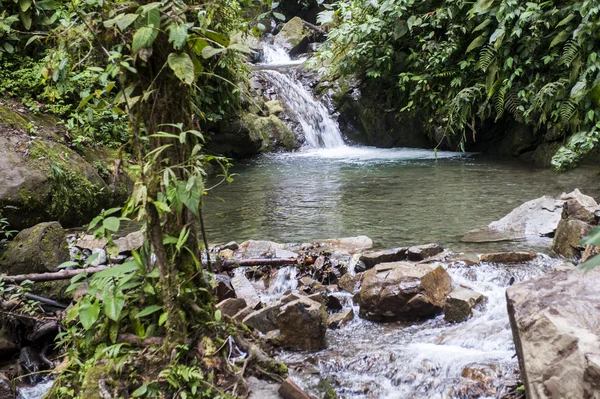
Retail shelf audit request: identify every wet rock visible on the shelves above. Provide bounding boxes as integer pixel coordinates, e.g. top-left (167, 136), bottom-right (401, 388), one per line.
top-left (463, 190), bottom-right (597, 243)
top-left (274, 17), bottom-right (311, 56)
top-left (358, 262), bottom-right (453, 322)
top-left (231, 274), bottom-right (261, 309)
top-left (0, 374), bottom-right (11, 398)
top-left (561, 198), bottom-right (596, 224)
top-left (300, 276), bottom-right (316, 288)
top-left (480, 252), bottom-right (536, 264)
top-left (243, 305), bottom-right (281, 333)
top-left (76, 235), bottom-right (107, 250)
top-left (337, 274), bottom-right (356, 293)
top-left (307, 293), bottom-right (326, 305)
top-left (90, 248), bottom-right (106, 266)
top-left (506, 268), bottom-right (600, 399)
top-left (217, 249), bottom-right (235, 260)
top-left (407, 243), bottom-right (443, 261)
top-left (353, 259), bottom-right (367, 273)
top-left (320, 236), bottom-right (373, 253)
top-left (360, 247), bottom-right (407, 270)
top-left (0, 221), bottom-right (69, 275)
top-left (216, 298), bottom-right (247, 317)
top-left (278, 377), bottom-right (313, 399)
top-left (266, 100), bottom-right (284, 116)
top-left (326, 295), bottom-right (343, 311)
top-left (328, 309), bottom-right (354, 329)
top-left (551, 261), bottom-right (576, 271)
top-left (452, 253), bottom-right (480, 266)
top-left (444, 287), bottom-right (487, 323)
top-left (214, 274), bottom-right (235, 302)
top-left (275, 297), bottom-right (328, 350)
top-left (552, 219), bottom-right (592, 259)
top-left (19, 347), bottom-right (47, 383)
top-left (455, 363), bottom-right (498, 398)
top-left (239, 240), bottom-right (285, 258)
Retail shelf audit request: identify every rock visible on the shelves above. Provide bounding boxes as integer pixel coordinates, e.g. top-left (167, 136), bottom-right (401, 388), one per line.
top-left (233, 306), bottom-right (254, 322)
top-left (0, 374), bottom-right (12, 399)
top-left (231, 274), bottom-right (261, 309)
top-left (337, 274), bottom-right (357, 292)
top-left (407, 243), bottom-right (443, 261)
top-left (238, 240), bottom-right (285, 258)
top-left (320, 236), bottom-right (373, 252)
top-left (480, 252), bottom-right (536, 264)
top-left (358, 262), bottom-right (453, 322)
top-left (444, 287), bottom-right (487, 323)
top-left (275, 297), bottom-right (327, 350)
top-left (274, 17), bottom-right (311, 55)
top-left (307, 293), bottom-right (326, 305)
top-left (551, 261), bottom-right (576, 271)
top-left (221, 241), bottom-right (239, 251)
top-left (214, 274), bottom-right (235, 302)
top-left (247, 376), bottom-right (283, 399)
top-left (506, 268), bottom-right (600, 399)
top-left (452, 253), bottom-right (480, 266)
top-left (359, 247), bottom-right (407, 270)
top-left (454, 363), bottom-right (498, 398)
top-left (19, 347), bottom-right (47, 383)
top-left (463, 190), bottom-right (598, 243)
top-left (0, 221), bottom-right (69, 275)
top-left (216, 298), bottom-right (247, 317)
top-left (552, 219), bottom-right (592, 259)
top-left (278, 377), bottom-right (313, 399)
top-left (90, 248), bottom-right (106, 266)
top-left (243, 304), bottom-right (281, 333)
top-left (561, 198), bottom-right (596, 224)
top-left (300, 276), bottom-right (316, 287)
top-left (217, 249), bottom-right (235, 259)
top-left (326, 295), bottom-right (343, 311)
top-left (328, 309), bottom-right (354, 329)
top-left (266, 100), bottom-right (284, 116)
top-left (76, 235), bottom-right (107, 250)
top-left (114, 230), bottom-right (144, 253)
top-left (0, 329), bottom-right (18, 358)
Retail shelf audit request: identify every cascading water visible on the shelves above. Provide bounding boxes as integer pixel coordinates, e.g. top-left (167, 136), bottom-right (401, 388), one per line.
top-left (257, 43), bottom-right (346, 149)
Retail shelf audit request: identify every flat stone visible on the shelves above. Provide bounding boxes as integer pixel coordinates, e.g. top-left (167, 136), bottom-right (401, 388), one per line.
top-left (337, 274), bottom-right (356, 292)
top-left (233, 306), bottom-right (254, 322)
top-left (328, 309), bottom-right (354, 329)
top-left (506, 268), bottom-right (600, 399)
top-left (320, 236), bottom-right (373, 253)
top-left (360, 247), bottom-right (407, 270)
top-left (247, 376), bottom-right (283, 399)
top-left (243, 304), bottom-right (281, 333)
top-left (114, 230), bottom-right (144, 253)
top-left (231, 274), bottom-right (261, 309)
top-left (221, 241), bottom-right (239, 251)
top-left (216, 298), bottom-right (247, 317)
top-left (480, 252), bottom-right (536, 264)
top-left (76, 235), bottom-right (107, 250)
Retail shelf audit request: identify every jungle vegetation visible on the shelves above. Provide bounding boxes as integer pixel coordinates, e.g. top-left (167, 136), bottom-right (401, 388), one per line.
top-left (314, 0), bottom-right (600, 170)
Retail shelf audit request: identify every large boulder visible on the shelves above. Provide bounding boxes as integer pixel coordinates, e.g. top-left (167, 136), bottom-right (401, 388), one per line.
top-left (0, 102), bottom-right (131, 229)
top-left (275, 296), bottom-right (327, 350)
top-left (506, 269), bottom-right (600, 399)
top-left (480, 252), bottom-right (536, 263)
top-left (463, 189), bottom-right (598, 243)
top-left (273, 17), bottom-right (312, 55)
top-left (358, 262), bottom-right (453, 322)
top-left (359, 247), bottom-right (407, 270)
top-left (552, 219), bottom-right (592, 259)
top-left (0, 222), bottom-right (68, 275)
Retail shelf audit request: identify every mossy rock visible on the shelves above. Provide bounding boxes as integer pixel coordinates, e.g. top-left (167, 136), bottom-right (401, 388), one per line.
top-left (245, 114), bottom-right (298, 151)
top-left (274, 17), bottom-right (311, 55)
top-left (0, 222), bottom-right (68, 275)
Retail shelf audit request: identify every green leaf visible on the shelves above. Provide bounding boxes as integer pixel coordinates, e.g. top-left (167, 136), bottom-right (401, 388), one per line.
top-left (103, 216), bottom-right (120, 232)
top-left (93, 261), bottom-right (140, 279)
top-left (109, 320), bottom-right (119, 343)
top-left (19, 10), bottom-right (32, 30)
top-left (201, 45), bottom-right (226, 59)
top-left (85, 252), bottom-right (100, 266)
top-left (472, 19), bottom-right (492, 32)
top-left (579, 254), bottom-right (600, 271)
top-left (214, 309), bottom-right (222, 322)
top-left (104, 294), bottom-right (125, 321)
top-left (34, 0), bottom-right (59, 10)
top-left (581, 227), bottom-right (600, 245)
top-left (132, 383), bottom-right (148, 398)
top-left (135, 305), bottom-right (163, 318)
top-left (19, 0), bottom-right (32, 12)
top-left (467, 34), bottom-right (487, 53)
top-left (158, 312), bottom-right (168, 326)
top-left (550, 30), bottom-right (570, 49)
top-left (168, 24), bottom-right (188, 50)
top-left (57, 261), bottom-right (79, 269)
top-left (3, 42), bottom-right (14, 54)
top-left (167, 53), bottom-right (195, 85)
top-left (556, 14), bottom-right (575, 28)
top-left (132, 26), bottom-right (158, 52)
top-left (80, 299), bottom-right (100, 330)
top-left (111, 13), bottom-right (139, 30)
top-left (273, 12), bottom-right (286, 21)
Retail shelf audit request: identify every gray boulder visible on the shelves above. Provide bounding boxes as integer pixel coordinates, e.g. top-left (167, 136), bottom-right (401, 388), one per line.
top-left (337, 273), bottom-right (357, 292)
top-left (552, 219), bottom-right (592, 259)
top-left (231, 274), bottom-right (261, 309)
top-left (243, 305), bottom-right (281, 333)
top-left (358, 262), bottom-right (453, 322)
top-left (216, 298), bottom-right (247, 317)
top-left (328, 309), bottom-right (354, 329)
top-left (0, 222), bottom-right (68, 275)
top-left (444, 287), bottom-right (487, 323)
top-left (273, 17), bottom-right (311, 55)
top-left (407, 243), bottom-right (444, 261)
top-left (506, 269), bottom-right (600, 399)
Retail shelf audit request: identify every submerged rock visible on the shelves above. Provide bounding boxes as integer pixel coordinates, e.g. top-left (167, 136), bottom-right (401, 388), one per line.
top-left (506, 268), bottom-right (600, 399)
top-left (0, 221), bottom-right (68, 275)
top-left (359, 247), bottom-right (407, 270)
top-left (480, 252), bottom-right (536, 264)
top-left (444, 287), bottom-right (487, 323)
top-left (275, 296), bottom-right (327, 350)
top-left (358, 262), bottom-right (453, 322)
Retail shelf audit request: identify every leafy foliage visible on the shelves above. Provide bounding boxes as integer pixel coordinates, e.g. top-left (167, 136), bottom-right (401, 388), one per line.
top-left (314, 0), bottom-right (600, 170)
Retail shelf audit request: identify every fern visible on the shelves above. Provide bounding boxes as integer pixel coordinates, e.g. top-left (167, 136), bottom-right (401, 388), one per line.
top-left (493, 83), bottom-right (507, 120)
top-left (560, 40), bottom-right (580, 67)
top-left (504, 90), bottom-right (522, 122)
top-left (475, 45), bottom-right (496, 72)
top-left (559, 99), bottom-right (578, 124)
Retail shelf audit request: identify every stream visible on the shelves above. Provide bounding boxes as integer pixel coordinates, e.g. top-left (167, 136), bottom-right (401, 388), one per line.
top-left (202, 42), bottom-right (600, 398)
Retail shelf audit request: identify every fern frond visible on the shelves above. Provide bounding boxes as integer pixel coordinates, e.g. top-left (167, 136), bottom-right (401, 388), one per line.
top-left (493, 84), bottom-right (507, 120)
top-left (475, 45), bottom-right (496, 72)
top-left (559, 99), bottom-right (578, 124)
top-left (560, 40), bottom-right (580, 67)
top-left (505, 90), bottom-right (522, 122)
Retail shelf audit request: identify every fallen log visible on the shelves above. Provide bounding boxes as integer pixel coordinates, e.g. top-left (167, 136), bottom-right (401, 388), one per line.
top-left (279, 377), bottom-right (314, 399)
top-left (0, 257), bottom-right (315, 283)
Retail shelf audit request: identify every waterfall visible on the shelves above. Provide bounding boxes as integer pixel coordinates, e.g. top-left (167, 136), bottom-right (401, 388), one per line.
top-left (257, 43), bottom-right (346, 149)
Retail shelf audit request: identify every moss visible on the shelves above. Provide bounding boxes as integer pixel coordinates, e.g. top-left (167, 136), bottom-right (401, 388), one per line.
top-left (277, 17), bottom-right (309, 48)
top-left (318, 378), bottom-right (338, 399)
top-left (0, 105), bottom-right (29, 130)
top-left (243, 114), bottom-right (297, 152)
